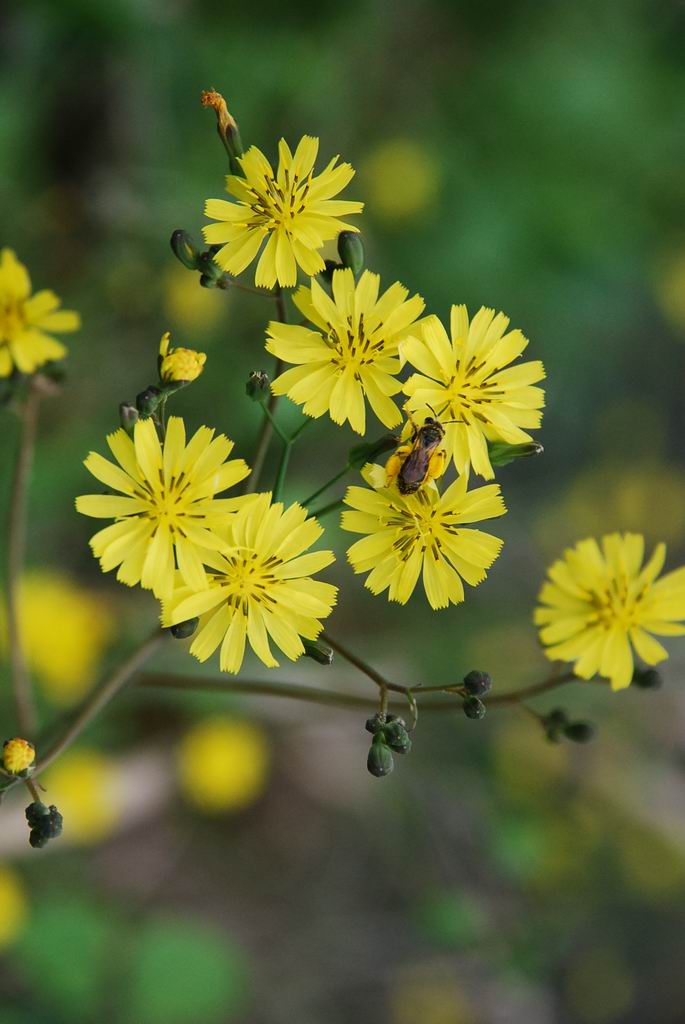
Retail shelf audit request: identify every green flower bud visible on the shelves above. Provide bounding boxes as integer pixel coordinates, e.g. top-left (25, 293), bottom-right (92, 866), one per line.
top-left (632, 667), bottom-right (662, 689)
top-left (348, 433), bottom-right (398, 470)
top-left (136, 385), bottom-right (162, 417)
top-left (487, 440), bottom-right (544, 468)
top-left (563, 721), bottom-right (596, 743)
top-left (463, 670), bottom-right (492, 696)
top-left (170, 618), bottom-right (199, 640)
top-left (197, 251), bottom-right (224, 287)
top-left (303, 639), bottom-right (334, 665)
top-left (384, 719), bottom-right (412, 754)
top-left (367, 736), bottom-right (394, 777)
top-left (245, 370), bottom-right (271, 402)
top-left (463, 697), bottom-right (486, 720)
top-left (543, 708), bottom-right (569, 743)
top-left (365, 713), bottom-right (385, 735)
top-left (170, 229), bottom-right (201, 271)
top-left (337, 231), bottom-right (364, 277)
top-left (25, 802), bottom-right (63, 849)
top-left (119, 402), bottom-right (139, 437)
top-left (318, 259), bottom-right (340, 285)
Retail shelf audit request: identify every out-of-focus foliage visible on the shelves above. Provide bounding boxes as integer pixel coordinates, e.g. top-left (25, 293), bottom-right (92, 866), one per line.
top-left (1, 0), bottom-right (685, 1021)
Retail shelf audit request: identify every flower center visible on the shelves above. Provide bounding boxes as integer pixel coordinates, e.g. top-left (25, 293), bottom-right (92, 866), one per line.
top-left (247, 169), bottom-right (312, 231)
top-left (382, 493), bottom-right (443, 562)
top-left (0, 298), bottom-right (25, 343)
top-left (589, 576), bottom-right (648, 630)
top-left (132, 471), bottom-right (201, 536)
top-left (326, 313), bottom-right (387, 375)
top-left (211, 550), bottom-right (283, 612)
top-left (440, 365), bottom-right (504, 423)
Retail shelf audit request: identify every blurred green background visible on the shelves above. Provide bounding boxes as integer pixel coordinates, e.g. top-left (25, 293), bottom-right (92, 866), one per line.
top-left (2, 0), bottom-right (685, 1021)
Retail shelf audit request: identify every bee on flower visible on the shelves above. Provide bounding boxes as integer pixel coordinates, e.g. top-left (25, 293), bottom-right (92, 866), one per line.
top-left (402, 305), bottom-right (545, 480)
top-left (162, 493), bottom-right (337, 673)
top-left (203, 136), bottom-right (363, 288)
top-left (267, 268), bottom-right (425, 435)
top-left (535, 532), bottom-right (685, 690)
top-left (0, 249), bottom-right (80, 377)
top-left (76, 416), bottom-right (250, 599)
top-left (158, 331), bottom-right (206, 384)
top-left (341, 465), bottom-right (507, 609)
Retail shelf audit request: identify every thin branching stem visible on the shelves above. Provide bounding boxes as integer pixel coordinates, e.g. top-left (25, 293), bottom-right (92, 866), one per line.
top-left (135, 670), bottom-right (584, 717)
top-left (307, 497), bottom-right (345, 520)
top-left (302, 465), bottom-right (350, 508)
top-left (242, 286), bottom-right (287, 492)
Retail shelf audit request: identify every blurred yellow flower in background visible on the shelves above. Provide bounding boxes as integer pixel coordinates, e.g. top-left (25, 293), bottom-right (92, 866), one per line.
top-left (402, 305), bottom-right (545, 479)
top-left (0, 866), bottom-right (28, 948)
top-left (0, 571), bottom-right (114, 706)
top-left (342, 464), bottom-right (506, 608)
top-left (163, 264), bottom-right (224, 335)
top-left (0, 248), bottom-right (80, 376)
top-left (389, 967), bottom-right (471, 1024)
top-left (177, 717), bottom-right (270, 813)
top-left (267, 269), bottom-right (425, 435)
top-left (535, 533), bottom-right (685, 690)
top-left (204, 136), bottom-right (363, 288)
top-left (43, 750), bottom-right (123, 844)
top-left (535, 461), bottom-right (685, 555)
top-left (653, 249), bottom-right (685, 332)
top-left (360, 138), bottom-right (441, 223)
top-left (565, 947), bottom-right (635, 1024)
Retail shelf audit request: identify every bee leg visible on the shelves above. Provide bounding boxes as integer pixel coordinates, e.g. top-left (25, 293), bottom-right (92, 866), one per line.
top-left (385, 448), bottom-right (410, 486)
top-left (426, 449), bottom-right (447, 483)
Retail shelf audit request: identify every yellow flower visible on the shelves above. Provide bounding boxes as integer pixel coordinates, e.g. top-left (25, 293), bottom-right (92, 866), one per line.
top-left (177, 717), bottom-right (270, 813)
top-left (402, 305), bottom-right (545, 479)
top-left (2, 737), bottom-right (35, 775)
top-left (267, 269), bottom-right (425, 435)
top-left (0, 571), bottom-right (114, 706)
top-left (159, 331), bottom-right (206, 383)
top-left (203, 137), bottom-right (363, 288)
top-left (162, 493), bottom-right (337, 673)
top-left (341, 465), bottom-right (506, 608)
top-left (43, 750), bottom-right (122, 844)
top-left (0, 866), bottom-right (28, 949)
top-left (535, 533), bottom-right (685, 690)
top-left (0, 248), bottom-right (80, 376)
top-left (76, 416), bottom-right (250, 599)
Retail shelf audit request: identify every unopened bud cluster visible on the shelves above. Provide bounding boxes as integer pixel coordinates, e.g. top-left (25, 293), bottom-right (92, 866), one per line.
top-left (365, 713), bottom-right (412, 777)
top-left (543, 708), bottom-right (596, 744)
top-left (461, 670), bottom-right (492, 720)
top-left (25, 801), bottom-right (63, 849)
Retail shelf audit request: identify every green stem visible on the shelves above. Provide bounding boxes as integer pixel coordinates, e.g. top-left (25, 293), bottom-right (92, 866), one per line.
top-left (302, 464), bottom-right (350, 508)
top-left (260, 403), bottom-right (289, 444)
top-left (135, 671), bottom-right (576, 719)
top-left (273, 442), bottom-right (292, 503)
top-left (27, 629), bottom-right (164, 789)
top-left (307, 497), bottom-right (345, 520)
top-left (242, 287), bottom-right (287, 493)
